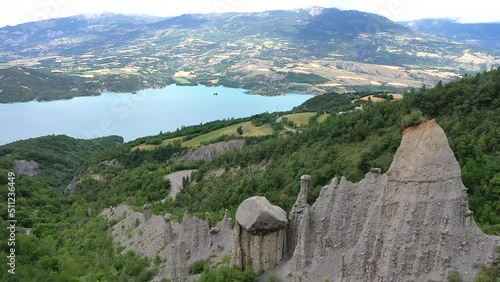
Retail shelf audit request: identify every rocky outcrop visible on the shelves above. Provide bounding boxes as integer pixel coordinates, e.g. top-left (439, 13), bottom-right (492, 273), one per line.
top-left (231, 196), bottom-right (287, 273)
top-left (263, 120), bottom-right (499, 282)
top-left (177, 139), bottom-right (245, 162)
top-left (12, 160), bottom-right (39, 176)
top-left (160, 212), bottom-right (233, 282)
top-left (289, 176), bottom-right (313, 270)
top-left (102, 120), bottom-right (498, 282)
top-left (101, 205), bottom-right (233, 282)
top-left (164, 170), bottom-right (197, 199)
top-left (235, 196), bottom-right (287, 235)
top-left (65, 176), bottom-right (82, 191)
top-left (163, 214), bottom-right (174, 245)
top-left (287, 175), bottom-right (311, 260)
top-left (143, 204), bottom-right (152, 221)
top-left (169, 241), bottom-right (188, 281)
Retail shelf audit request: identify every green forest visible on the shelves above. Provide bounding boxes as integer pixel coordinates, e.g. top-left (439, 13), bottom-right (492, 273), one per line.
top-left (0, 68), bottom-right (499, 281)
top-left (0, 67), bottom-right (171, 103)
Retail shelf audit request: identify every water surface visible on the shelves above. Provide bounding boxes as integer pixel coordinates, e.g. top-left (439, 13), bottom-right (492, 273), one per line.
top-left (0, 85), bottom-right (313, 145)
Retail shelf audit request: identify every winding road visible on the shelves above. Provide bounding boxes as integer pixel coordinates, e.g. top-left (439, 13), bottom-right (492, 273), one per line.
top-left (276, 114), bottom-right (298, 133)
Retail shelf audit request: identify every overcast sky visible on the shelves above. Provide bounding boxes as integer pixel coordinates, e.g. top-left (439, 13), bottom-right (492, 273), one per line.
top-left (1, 0), bottom-right (499, 28)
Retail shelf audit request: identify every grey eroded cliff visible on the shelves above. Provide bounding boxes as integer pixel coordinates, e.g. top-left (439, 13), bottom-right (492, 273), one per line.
top-left (164, 169), bottom-right (197, 199)
top-left (65, 176), bottom-right (82, 191)
top-left (12, 160), bottom-right (39, 176)
top-left (101, 205), bottom-right (233, 282)
top-left (262, 120), bottom-right (499, 282)
top-left (177, 139), bottom-right (245, 162)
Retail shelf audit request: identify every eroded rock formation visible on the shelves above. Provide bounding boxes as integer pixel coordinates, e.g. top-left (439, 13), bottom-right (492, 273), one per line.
top-left (12, 159), bottom-right (39, 176)
top-left (143, 204), bottom-right (152, 221)
top-left (102, 120), bottom-right (498, 282)
top-left (163, 213), bottom-right (173, 245)
top-left (264, 120), bottom-right (499, 281)
top-left (101, 205), bottom-right (233, 282)
top-left (236, 196), bottom-right (287, 235)
top-left (231, 196), bottom-right (287, 273)
top-left (65, 176), bottom-right (82, 191)
top-left (287, 174), bottom-right (311, 263)
top-left (177, 139), bottom-right (245, 162)
top-left (164, 169), bottom-right (197, 199)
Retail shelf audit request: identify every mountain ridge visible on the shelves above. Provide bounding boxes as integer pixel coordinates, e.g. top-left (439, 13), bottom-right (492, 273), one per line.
top-left (401, 18), bottom-right (500, 49)
top-left (1, 7), bottom-right (498, 100)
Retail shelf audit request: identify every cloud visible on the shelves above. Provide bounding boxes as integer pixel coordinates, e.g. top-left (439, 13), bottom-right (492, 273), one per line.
top-left (0, 0), bottom-right (498, 28)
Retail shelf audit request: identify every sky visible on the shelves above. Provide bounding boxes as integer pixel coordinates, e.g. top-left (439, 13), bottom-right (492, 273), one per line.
top-left (1, 0), bottom-right (499, 28)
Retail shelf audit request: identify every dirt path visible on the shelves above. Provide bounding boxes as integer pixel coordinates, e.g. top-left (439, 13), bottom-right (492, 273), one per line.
top-left (276, 114), bottom-right (298, 133)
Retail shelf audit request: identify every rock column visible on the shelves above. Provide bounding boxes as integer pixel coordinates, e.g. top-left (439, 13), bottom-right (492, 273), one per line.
top-left (170, 241), bottom-right (187, 282)
top-left (287, 175), bottom-right (310, 257)
top-left (164, 213), bottom-right (173, 245)
top-left (231, 196), bottom-right (287, 273)
top-left (143, 204), bottom-right (151, 221)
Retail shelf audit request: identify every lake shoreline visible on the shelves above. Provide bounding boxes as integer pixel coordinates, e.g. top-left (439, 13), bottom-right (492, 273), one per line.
top-left (0, 85), bottom-right (313, 146)
top-left (0, 83), bottom-right (317, 105)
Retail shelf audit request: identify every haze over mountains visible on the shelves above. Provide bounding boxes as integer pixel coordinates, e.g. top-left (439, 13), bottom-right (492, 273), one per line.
top-left (1, 7), bottom-right (499, 101)
top-left (402, 19), bottom-right (500, 49)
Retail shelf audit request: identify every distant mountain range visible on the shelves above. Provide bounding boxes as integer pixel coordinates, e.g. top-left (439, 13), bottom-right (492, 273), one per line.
top-left (401, 19), bottom-right (500, 49)
top-left (0, 7), bottom-right (499, 101)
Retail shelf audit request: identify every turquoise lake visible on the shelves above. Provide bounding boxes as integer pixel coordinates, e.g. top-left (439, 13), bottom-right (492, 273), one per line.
top-left (0, 85), bottom-right (314, 145)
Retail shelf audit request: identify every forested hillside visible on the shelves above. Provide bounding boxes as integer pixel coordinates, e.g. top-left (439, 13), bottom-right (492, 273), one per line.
top-left (0, 67), bottom-right (99, 103)
top-left (0, 136), bottom-right (159, 281)
top-left (0, 66), bottom-right (171, 103)
top-left (0, 68), bottom-right (499, 281)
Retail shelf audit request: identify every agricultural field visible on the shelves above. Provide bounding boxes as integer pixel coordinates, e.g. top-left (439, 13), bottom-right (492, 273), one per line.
top-left (182, 121), bottom-right (272, 147)
top-left (132, 121), bottom-right (273, 150)
top-left (286, 113), bottom-right (330, 127)
top-left (1, 9), bottom-right (498, 100)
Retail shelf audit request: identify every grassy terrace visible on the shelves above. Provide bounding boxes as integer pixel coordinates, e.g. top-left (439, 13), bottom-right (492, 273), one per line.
top-left (133, 137), bottom-right (183, 150)
top-left (183, 121), bottom-right (272, 147)
top-left (132, 121), bottom-right (273, 150)
top-left (287, 113), bottom-right (330, 127)
top-left (131, 112), bottom-right (331, 151)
